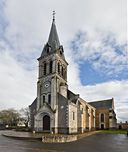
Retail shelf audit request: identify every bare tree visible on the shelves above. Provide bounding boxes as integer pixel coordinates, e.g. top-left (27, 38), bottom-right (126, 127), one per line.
top-left (0, 109), bottom-right (20, 127)
top-left (20, 107), bottom-right (30, 127)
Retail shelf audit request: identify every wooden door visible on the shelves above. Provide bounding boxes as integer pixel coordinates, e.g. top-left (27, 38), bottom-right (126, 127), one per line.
top-left (43, 115), bottom-right (50, 131)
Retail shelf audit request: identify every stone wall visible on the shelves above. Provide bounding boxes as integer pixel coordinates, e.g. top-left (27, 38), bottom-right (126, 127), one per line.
top-left (68, 103), bottom-right (78, 134)
top-left (58, 93), bottom-right (68, 134)
top-left (42, 134), bottom-right (77, 143)
top-left (95, 109), bottom-right (109, 129)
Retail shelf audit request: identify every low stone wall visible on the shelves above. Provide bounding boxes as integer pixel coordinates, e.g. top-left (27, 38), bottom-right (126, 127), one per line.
top-left (42, 134), bottom-right (77, 143)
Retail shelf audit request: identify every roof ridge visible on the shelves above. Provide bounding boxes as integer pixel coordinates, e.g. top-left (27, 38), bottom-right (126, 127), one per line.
top-left (89, 98), bottom-right (113, 103)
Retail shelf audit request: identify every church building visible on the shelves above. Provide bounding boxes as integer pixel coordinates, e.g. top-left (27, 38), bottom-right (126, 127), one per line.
top-left (29, 14), bottom-right (117, 134)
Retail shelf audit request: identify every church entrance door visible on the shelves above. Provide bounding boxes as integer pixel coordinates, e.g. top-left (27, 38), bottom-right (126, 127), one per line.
top-left (43, 115), bottom-right (50, 131)
top-left (101, 124), bottom-right (104, 129)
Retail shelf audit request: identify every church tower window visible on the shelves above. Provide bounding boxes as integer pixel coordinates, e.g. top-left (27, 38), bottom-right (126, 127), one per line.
top-left (44, 63), bottom-right (47, 75)
top-left (46, 46), bottom-right (51, 54)
top-left (58, 63), bottom-right (60, 74)
top-left (62, 66), bottom-right (64, 76)
top-left (40, 86), bottom-right (42, 94)
top-left (60, 50), bottom-right (62, 55)
top-left (64, 69), bottom-right (66, 80)
top-left (49, 61), bottom-right (53, 73)
top-left (47, 47), bottom-right (49, 53)
top-left (43, 95), bottom-right (45, 103)
top-left (48, 94), bottom-right (51, 105)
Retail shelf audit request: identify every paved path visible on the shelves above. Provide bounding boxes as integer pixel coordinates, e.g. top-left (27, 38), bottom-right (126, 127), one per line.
top-left (2, 130), bottom-right (97, 140)
top-left (0, 131), bottom-right (128, 152)
top-left (2, 130), bottom-right (42, 139)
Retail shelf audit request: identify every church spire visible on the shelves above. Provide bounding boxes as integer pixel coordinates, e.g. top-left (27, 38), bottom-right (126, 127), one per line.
top-left (48, 11), bottom-right (60, 50)
top-left (40, 11), bottom-right (64, 58)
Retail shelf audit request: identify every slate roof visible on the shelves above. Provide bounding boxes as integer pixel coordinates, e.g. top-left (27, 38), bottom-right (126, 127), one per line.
top-left (29, 98), bottom-right (37, 110)
top-left (48, 19), bottom-right (60, 50)
top-left (41, 19), bottom-right (61, 57)
top-left (88, 98), bottom-right (114, 109)
top-left (67, 90), bottom-right (79, 104)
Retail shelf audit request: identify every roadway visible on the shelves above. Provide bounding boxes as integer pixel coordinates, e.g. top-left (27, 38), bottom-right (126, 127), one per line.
top-left (0, 131), bottom-right (127, 152)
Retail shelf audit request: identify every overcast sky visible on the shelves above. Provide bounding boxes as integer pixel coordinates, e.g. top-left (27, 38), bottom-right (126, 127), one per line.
top-left (0, 0), bottom-right (127, 122)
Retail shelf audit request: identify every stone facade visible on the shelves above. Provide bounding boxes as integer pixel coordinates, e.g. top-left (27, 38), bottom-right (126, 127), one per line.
top-left (29, 16), bottom-right (117, 134)
top-left (89, 99), bottom-right (117, 129)
top-left (42, 134), bottom-right (77, 143)
top-left (29, 17), bottom-right (96, 134)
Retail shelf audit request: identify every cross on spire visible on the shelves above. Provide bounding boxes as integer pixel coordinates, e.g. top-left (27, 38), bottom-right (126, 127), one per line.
top-left (53, 11), bottom-right (56, 21)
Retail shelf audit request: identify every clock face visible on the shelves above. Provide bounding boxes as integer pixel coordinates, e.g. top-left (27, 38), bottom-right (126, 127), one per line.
top-left (44, 81), bottom-right (50, 88)
top-left (45, 83), bottom-right (49, 88)
top-left (42, 81), bottom-right (51, 93)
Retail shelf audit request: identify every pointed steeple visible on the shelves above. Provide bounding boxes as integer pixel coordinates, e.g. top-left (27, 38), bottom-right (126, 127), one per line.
top-left (40, 11), bottom-right (65, 58)
top-left (48, 11), bottom-right (60, 50)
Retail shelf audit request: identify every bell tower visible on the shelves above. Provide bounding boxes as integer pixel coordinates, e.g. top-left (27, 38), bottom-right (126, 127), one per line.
top-left (36, 12), bottom-right (68, 114)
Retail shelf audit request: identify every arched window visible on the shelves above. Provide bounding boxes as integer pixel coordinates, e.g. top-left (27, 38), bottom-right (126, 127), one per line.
top-left (61, 66), bottom-right (64, 76)
top-left (101, 113), bottom-right (104, 122)
top-left (44, 63), bottom-right (47, 75)
top-left (49, 61), bottom-right (53, 73)
top-left (46, 45), bottom-right (51, 54)
top-left (40, 86), bottom-right (42, 94)
top-left (64, 70), bottom-right (66, 79)
top-left (47, 47), bottom-right (50, 53)
top-left (72, 112), bottom-right (75, 120)
top-left (58, 63), bottom-right (60, 73)
top-left (48, 94), bottom-right (51, 105)
top-left (43, 95), bottom-right (45, 103)
top-left (40, 97), bottom-right (42, 108)
top-left (60, 50), bottom-right (62, 55)
top-left (47, 47), bottom-right (49, 53)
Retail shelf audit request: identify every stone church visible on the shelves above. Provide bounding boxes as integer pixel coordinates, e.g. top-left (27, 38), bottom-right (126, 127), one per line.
top-left (29, 15), bottom-right (117, 134)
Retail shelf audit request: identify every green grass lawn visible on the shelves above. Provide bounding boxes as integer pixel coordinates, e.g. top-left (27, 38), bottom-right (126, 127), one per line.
top-left (100, 130), bottom-right (128, 134)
